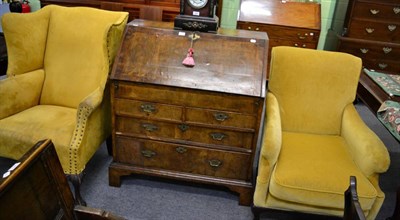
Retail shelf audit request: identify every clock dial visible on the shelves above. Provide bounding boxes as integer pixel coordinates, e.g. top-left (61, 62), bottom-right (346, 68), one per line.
top-left (188, 0), bottom-right (208, 9)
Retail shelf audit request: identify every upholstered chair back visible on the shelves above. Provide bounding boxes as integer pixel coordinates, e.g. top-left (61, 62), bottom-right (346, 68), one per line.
top-left (268, 46), bottom-right (362, 135)
top-left (3, 5), bottom-right (127, 109)
top-left (41, 7), bottom-right (122, 108)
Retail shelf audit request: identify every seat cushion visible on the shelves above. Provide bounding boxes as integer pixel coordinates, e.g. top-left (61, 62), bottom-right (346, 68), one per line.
top-left (269, 131), bottom-right (377, 211)
top-left (0, 105), bottom-right (76, 170)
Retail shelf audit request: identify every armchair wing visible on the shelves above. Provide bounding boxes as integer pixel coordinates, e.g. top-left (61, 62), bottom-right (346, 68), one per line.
top-left (0, 5), bottom-right (128, 205)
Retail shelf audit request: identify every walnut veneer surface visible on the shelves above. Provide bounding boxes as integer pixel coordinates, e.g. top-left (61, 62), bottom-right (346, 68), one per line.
top-left (237, 0), bottom-right (321, 77)
top-left (109, 20), bottom-right (268, 205)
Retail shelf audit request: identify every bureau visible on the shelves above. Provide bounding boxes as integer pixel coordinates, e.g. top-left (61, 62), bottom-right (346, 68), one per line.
top-left (331, 0), bottom-right (400, 112)
top-left (237, 0), bottom-right (321, 77)
top-left (108, 20), bottom-right (268, 205)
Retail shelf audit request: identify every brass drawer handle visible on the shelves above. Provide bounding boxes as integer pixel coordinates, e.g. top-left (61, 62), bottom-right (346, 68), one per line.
top-left (388, 25), bottom-right (397, 32)
top-left (379, 63), bottom-right (388, 69)
top-left (294, 43), bottom-right (299, 47)
top-left (142, 123), bottom-right (158, 132)
top-left (209, 159), bottom-right (222, 168)
top-left (383, 47), bottom-right (392, 54)
top-left (141, 149), bottom-right (156, 158)
top-left (255, 27), bottom-right (259, 31)
top-left (360, 48), bottom-right (369, 54)
top-left (247, 26), bottom-right (251, 30)
top-left (214, 112), bottom-right (229, 121)
top-left (394, 7), bottom-right (400, 14)
top-left (365, 28), bottom-right (374, 34)
top-left (210, 132), bottom-right (226, 141)
top-left (369, 9), bottom-right (380, 15)
top-left (302, 44), bottom-right (306, 48)
top-left (176, 146), bottom-right (187, 154)
top-left (178, 124), bottom-right (189, 132)
top-left (297, 33), bottom-right (306, 40)
top-left (140, 103), bottom-right (156, 113)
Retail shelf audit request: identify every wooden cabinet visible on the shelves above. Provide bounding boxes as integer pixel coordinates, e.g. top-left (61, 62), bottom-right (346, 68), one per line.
top-left (331, 0), bottom-right (400, 112)
top-left (40, 0), bottom-right (181, 21)
top-left (40, 0), bottom-right (223, 23)
top-left (337, 0), bottom-right (400, 73)
top-left (109, 20), bottom-right (268, 206)
top-left (237, 0), bottom-right (321, 77)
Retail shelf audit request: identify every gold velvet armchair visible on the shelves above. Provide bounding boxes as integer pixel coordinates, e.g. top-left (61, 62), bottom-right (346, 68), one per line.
top-left (253, 46), bottom-right (390, 219)
top-left (0, 5), bottom-right (128, 205)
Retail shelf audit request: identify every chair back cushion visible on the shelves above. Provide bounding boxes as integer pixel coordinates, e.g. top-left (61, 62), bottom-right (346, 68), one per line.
top-left (40, 5), bottom-right (127, 108)
top-left (1, 9), bottom-right (50, 75)
top-left (268, 46), bottom-right (361, 135)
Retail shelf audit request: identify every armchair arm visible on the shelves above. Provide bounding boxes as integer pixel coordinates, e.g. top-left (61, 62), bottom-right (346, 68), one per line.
top-left (254, 92), bottom-right (282, 206)
top-left (0, 70), bottom-right (44, 119)
top-left (341, 104), bottom-right (390, 177)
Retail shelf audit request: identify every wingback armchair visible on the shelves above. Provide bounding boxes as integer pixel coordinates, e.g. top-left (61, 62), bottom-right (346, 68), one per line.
top-left (0, 5), bottom-right (128, 205)
top-left (253, 47), bottom-right (390, 219)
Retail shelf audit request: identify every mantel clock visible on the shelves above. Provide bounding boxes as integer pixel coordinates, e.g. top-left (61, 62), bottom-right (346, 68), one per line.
top-left (174, 0), bottom-right (219, 33)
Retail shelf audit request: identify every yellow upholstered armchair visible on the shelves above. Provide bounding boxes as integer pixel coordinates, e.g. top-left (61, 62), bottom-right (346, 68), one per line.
top-left (0, 5), bottom-right (128, 205)
top-left (252, 47), bottom-right (390, 219)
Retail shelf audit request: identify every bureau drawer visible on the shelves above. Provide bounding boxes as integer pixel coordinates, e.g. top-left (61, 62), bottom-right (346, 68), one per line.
top-left (113, 82), bottom-right (261, 114)
top-left (348, 19), bottom-right (400, 42)
top-left (237, 22), bottom-right (319, 43)
top-left (338, 39), bottom-right (400, 61)
top-left (269, 39), bottom-right (318, 49)
top-left (114, 98), bottom-right (183, 122)
top-left (185, 107), bottom-right (257, 130)
top-left (115, 117), bottom-right (254, 149)
top-left (115, 137), bottom-right (251, 180)
top-left (352, 1), bottom-right (400, 21)
top-left (362, 59), bottom-right (400, 73)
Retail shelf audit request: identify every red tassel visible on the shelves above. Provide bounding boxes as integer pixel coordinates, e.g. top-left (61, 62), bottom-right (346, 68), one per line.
top-left (182, 48), bottom-right (195, 67)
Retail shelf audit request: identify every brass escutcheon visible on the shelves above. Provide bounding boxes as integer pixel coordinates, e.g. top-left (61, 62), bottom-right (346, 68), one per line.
top-left (379, 63), bottom-right (388, 69)
top-left (360, 48), bottom-right (369, 54)
top-left (178, 124), bottom-right (189, 132)
top-left (383, 47), bottom-right (392, 54)
top-left (388, 25), bottom-right (397, 32)
top-left (365, 28), bottom-right (375, 34)
top-left (209, 159), bottom-right (222, 168)
top-left (141, 149), bottom-right (156, 158)
top-left (142, 123), bottom-right (158, 132)
top-left (176, 146), bottom-right (187, 154)
top-left (370, 9), bottom-right (380, 15)
top-left (210, 132), bottom-right (226, 141)
top-left (214, 112), bottom-right (229, 121)
top-left (140, 103), bottom-right (156, 113)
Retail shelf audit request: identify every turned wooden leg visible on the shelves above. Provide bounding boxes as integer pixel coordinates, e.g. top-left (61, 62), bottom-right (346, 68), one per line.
top-left (106, 135), bottom-right (113, 156)
top-left (68, 173), bottom-right (87, 206)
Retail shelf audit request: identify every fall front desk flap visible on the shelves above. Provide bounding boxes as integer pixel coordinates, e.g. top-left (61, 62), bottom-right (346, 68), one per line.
top-left (110, 20), bottom-right (268, 98)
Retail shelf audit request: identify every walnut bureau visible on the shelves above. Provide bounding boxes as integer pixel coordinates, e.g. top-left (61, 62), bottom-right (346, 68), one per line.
top-left (108, 20), bottom-right (268, 205)
top-left (237, 0), bottom-right (321, 77)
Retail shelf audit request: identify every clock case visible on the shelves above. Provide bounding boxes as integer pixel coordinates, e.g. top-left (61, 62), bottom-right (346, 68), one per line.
top-left (174, 0), bottom-right (219, 33)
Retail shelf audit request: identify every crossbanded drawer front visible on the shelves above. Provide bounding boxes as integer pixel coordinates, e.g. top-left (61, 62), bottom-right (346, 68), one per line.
top-left (348, 20), bottom-right (400, 42)
top-left (115, 137), bottom-right (251, 180)
top-left (114, 82), bottom-right (261, 114)
top-left (115, 117), bottom-right (254, 149)
top-left (269, 39), bottom-right (318, 49)
top-left (362, 59), bottom-right (400, 72)
top-left (238, 22), bottom-right (319, 43)
top-left (353, 2), bottom-right (400, 21)
top-left (185, 108), bottom-right (257, 130)
top-left (339, 40), bottom-right (400, 60)
top-left (114, 98), bottom-right (183, 122)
